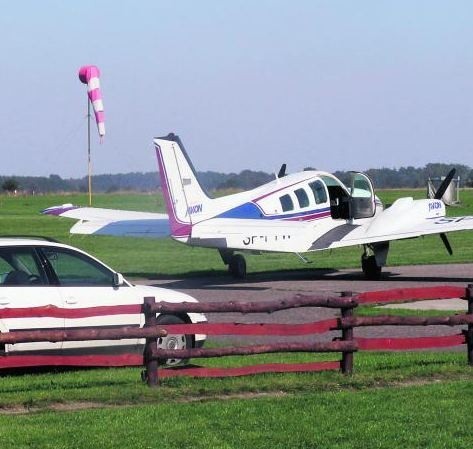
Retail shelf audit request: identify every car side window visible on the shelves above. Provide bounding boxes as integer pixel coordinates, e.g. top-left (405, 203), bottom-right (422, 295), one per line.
top-left (42, 248), bottom-right (114, 287)
top-left (0, 247), bottom-right (47, 286)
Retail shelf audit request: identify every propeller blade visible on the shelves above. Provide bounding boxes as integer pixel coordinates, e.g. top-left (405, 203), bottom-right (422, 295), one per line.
top-left (277, 163), bottom-right (287, 178)
top-left (440, 232), bottom-right (453, 255)
top-left (434, 169), bottom-right (456, 200)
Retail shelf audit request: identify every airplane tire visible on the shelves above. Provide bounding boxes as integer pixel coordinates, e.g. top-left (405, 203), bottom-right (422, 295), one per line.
top-left (361, 255), bottom-right (382, 280)
top-left (229, 254), bottom-right (247, 279)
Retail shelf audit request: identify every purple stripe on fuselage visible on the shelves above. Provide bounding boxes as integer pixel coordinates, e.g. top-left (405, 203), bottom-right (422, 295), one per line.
top-left (283, 210), bottom-right (332, 221)
top-left (252, 179), bottom-right (312, 202)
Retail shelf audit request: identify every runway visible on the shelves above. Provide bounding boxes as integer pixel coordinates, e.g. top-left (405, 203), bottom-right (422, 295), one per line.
top-left (147, 263), bottom-right (473, 305)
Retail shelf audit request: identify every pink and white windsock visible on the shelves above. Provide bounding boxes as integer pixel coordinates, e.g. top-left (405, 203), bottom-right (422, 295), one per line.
top-left (78, 65), bottom-right (105, 139)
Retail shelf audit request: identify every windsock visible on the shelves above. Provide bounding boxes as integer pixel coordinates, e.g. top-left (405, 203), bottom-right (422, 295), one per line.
top-left (78, 65), bottom-right (105, 139)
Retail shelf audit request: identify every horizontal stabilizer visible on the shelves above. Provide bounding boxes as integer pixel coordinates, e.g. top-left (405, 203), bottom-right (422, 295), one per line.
top-left (42, 204), bottom-right (169, 238)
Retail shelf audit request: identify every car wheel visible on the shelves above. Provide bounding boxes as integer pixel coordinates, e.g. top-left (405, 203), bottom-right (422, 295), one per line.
top-left (156, 315), bottom-right (191, 367)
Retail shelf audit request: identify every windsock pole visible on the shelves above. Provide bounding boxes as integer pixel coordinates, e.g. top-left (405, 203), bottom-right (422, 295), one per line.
top-left (87, 98), bottom-right (92, 206)
top-left (79, 64), bottom-right (105, 206)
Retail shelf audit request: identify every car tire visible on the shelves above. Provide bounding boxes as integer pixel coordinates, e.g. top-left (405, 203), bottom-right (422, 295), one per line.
top-left (156, 315), bottom-right (191, 367)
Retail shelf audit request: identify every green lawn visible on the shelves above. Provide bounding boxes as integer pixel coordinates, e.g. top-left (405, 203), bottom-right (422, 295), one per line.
top-left (1, 189), bottom-right (473, 278)
top-left (0, 351), bottom-right (470, 409)
top-left (0, 379), bottom-right (471, 449)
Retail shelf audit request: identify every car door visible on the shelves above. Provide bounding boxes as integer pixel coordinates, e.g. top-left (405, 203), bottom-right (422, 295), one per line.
top-left (40, 246), bottom-right (141, 357)
top-left (0, 246), bottom-right (63, 354)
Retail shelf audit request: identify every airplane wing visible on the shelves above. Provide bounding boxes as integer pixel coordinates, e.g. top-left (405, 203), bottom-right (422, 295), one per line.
top-left (311, 198), bottom-right (473, 250)
top-left (312, 215), bottom-right (473, 250)
top-left (42, 204), bottom-right (169, 238)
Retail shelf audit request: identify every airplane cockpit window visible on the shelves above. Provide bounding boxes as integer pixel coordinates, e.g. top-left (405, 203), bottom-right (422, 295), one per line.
top-left (353, 178), bottom-right (372, 197)
top-left (279, 194), bottom-right (294, 212)
top-left (320, 175), bottom-right (351, 219)
top-left (308, 181), bottom-right (328, 204)
top-left (294, 188), bottom-right (310, 208)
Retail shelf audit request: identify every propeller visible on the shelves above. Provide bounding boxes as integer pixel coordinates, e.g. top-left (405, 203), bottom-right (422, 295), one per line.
top-left (434, 168), bottom-right (456, 200)
top-left (440, 233), bottom-right (453, 255)
top-left (432, 168), bottom-right (456, 255)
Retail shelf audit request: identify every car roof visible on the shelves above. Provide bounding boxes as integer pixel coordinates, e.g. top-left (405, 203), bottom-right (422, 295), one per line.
top-left (0, 237), bottom-right (76, 249)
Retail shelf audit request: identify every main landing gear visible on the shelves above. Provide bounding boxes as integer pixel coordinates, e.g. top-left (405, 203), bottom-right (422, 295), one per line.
top-left (219, 249), bottom-right (247, 279)
top-left (361, 242), bottom-right (389, 280)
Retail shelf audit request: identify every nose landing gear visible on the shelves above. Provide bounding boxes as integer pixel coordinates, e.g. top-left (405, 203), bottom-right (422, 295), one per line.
top-left (361, 242), bottom-right (389, 280)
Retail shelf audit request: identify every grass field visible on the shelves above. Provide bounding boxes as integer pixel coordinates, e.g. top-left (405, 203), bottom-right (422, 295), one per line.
top-left (0, 352), bottom-right (472, 449)
top-left (1, 188), bottom-right (473, 278)
top-left (0, 190), bottom-right (473, 448)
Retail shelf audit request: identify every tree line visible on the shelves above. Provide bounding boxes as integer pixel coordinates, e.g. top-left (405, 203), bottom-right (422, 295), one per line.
top-left (1, 162), bottom-right (473, 194)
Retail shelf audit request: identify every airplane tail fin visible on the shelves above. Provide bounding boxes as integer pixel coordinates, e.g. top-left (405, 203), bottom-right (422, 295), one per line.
top-left (154, 134), bottom-right (211, 241)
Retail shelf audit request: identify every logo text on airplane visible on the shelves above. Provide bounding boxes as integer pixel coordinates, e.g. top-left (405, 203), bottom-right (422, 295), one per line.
top-left (187, 204), bottom-right (203, 215)
top-left (428, 201), bottom-right (442, 211)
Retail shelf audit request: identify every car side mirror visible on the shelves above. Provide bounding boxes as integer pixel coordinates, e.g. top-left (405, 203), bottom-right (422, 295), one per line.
top-left (113, 272), bottom-right (125, 287)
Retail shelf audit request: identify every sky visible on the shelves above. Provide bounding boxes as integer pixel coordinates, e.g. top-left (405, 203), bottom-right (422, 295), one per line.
top-left (0, 1), bottom-right (472, 178)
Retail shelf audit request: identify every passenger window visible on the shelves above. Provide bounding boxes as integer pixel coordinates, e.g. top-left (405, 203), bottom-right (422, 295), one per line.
top-left (309, 181), bottom-right (328, 204)
top-left (42, 248), bottom-right (114, 286)
top-left (279, 194), bottom-right (294, 212)
top-left (294, 188), bottom-right (310, 208)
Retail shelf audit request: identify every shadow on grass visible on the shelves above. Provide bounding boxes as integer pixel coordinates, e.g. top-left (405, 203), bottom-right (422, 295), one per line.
top-left (0, 365), bottom-right (130, 378)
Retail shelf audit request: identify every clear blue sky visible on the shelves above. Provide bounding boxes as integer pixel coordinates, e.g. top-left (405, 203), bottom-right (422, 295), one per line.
top-left (0, 1), bottom-right (472, 178)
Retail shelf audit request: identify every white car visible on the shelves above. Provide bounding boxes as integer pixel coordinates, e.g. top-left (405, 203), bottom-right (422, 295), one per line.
top-left (0, 237), bottom-right (206, 369)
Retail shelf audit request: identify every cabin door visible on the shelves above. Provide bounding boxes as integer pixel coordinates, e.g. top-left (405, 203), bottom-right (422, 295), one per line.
top-left (349, 173), bottom-right (376, 219)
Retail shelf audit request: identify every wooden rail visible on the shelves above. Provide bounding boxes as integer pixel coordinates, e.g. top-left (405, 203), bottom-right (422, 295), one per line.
top-left (147, 294), bottom-right (358, 314)
top-left (152, 341), bottom-right (358, 360)
top-left (0, 326), bottom-right (166, 344)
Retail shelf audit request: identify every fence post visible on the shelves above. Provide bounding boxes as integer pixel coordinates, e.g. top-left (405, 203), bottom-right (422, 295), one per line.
top-left (466, 285), bottom-right (473, 367)
top-left (143, 296), bottom-right (159, 387)
top-left (340, 291), bottom-right (354, 374)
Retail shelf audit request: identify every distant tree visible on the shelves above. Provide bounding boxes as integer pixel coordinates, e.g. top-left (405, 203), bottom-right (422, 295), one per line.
top-left (2, 178), bottom-right (19, 194)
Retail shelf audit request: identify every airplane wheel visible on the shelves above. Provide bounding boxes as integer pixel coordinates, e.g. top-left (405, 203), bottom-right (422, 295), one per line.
top-left (361, 255), bottom-right (382, 280)
top-left (229, 254), bottom-right (247, 279)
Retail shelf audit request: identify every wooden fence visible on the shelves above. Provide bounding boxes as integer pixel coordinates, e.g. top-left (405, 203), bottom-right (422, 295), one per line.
top-left (142, 284), bottom-right (473, 386)
top-left (0, 284), bottom-right (471, 387)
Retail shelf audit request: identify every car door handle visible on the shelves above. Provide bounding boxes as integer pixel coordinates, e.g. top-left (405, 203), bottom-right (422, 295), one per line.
top-left (65, 297), bottom-right (78, 305)
top-left (0, 297), bottom-right (10, 305)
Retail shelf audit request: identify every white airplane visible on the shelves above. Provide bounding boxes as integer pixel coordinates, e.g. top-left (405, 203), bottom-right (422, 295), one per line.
top-left (44, 133), bottom-right (473, 279)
